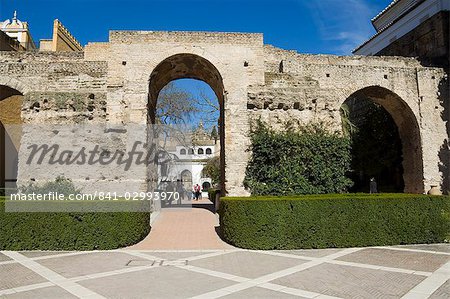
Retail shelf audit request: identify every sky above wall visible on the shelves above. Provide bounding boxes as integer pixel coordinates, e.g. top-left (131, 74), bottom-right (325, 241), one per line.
top-left (0, 0), bottom-right (394, 128)
top-left (1, 0), bottom-right (393, 55)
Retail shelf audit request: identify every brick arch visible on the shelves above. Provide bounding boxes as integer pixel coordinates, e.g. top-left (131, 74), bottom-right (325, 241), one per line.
top-left (340, 85), bottom-right (424, 193)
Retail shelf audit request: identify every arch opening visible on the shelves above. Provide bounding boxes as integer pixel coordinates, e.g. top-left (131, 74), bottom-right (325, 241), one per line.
top-left (0, 85), bottom-right (23, 192)
top-left (341, 86), bottom-right (423, 194)
top-left (148, 54), bottom-right (225, 199)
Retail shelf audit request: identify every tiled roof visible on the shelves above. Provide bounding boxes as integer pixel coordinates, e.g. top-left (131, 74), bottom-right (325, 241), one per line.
top-left (372, 0), bottom-right (401, 22)
top-left (353, 0), bottom-right (427, 53)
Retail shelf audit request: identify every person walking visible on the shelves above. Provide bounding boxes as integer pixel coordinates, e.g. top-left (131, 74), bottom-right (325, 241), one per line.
top-left (194, 184), bottom-right (201, 201)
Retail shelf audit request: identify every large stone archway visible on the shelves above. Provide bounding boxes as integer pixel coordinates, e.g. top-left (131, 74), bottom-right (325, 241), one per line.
top-left (147, 53), bottom-right (226, 194)
top-left (0, 31), bottom-right (443, 195)
top-left (0, 85), bottom-right (23, 190)
top-left (341, 86), bottom-right (424, 193)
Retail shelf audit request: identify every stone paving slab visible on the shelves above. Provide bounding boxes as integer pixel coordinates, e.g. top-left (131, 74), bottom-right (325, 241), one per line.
top-left (78, 265), bottom-right (236, 299)
top-left (0, 263), bottom-right (47, 291)
top-left (139, 251), bottom-right (218, 260)
top-left (395, 244), bottom-right (450, 254)
top-left (271, 262), bottom-right (426, 298)
top-left (1, 286), bottom-right (77, 299)
top-left (2, 245), bottom-right (450, 298)
top-left (430, 279), bottom-right (450, 298)
top-left (0, 252), bottom-right (12, 262)
top-left (19, 251), bottom-right (70, 258)
top-left (36, 252), bottom-right (137, 278)
top-left (276, 248), bottom-right (342, 258)
top-left (221, 286), bottom-right (305, 298)
top-left (190, 251), bottom-right (308, 279)
top-left (337, 248), bottom-right (450, 272)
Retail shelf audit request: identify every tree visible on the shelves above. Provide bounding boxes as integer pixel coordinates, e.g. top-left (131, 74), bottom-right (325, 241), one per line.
top-left (203, 156), bottom-right (220, 185)
top-left (156, 82), bottom-right (200, 125)
top-left (244, 120), bottom-right (353, 195)
top-left (210, 126), bottom-right (218, 144)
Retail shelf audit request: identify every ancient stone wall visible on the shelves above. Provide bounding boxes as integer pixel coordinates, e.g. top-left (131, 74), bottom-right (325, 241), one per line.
top-left (250, 45), bottom-right (447, 193)
top-left (0, 31), bottom-right (447, 196)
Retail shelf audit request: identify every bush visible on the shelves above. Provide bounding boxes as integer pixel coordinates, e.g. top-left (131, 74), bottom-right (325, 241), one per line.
top-left (208, 188), bottom-right (220, 203)
top-left (244, 120), bottom-right (353, 195)
top-left (219, 194), bottom-right (450, 250)
top-left (0, 200), bottom-right (150, 250)
top-left (203, 157), bottom-right (220, 185)
top-left (19, 176), bottom-right (81, 196)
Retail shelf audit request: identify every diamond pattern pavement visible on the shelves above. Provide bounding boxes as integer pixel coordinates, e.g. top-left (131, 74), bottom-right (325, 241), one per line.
top-left (1, 245), bottom-right (450, 298)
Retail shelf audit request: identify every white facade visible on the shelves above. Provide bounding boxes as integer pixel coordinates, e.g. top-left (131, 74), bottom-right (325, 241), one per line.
top-left (157, 144), bottom-right (218, 194)
top-left (0, 11), bottom-right (36, 50)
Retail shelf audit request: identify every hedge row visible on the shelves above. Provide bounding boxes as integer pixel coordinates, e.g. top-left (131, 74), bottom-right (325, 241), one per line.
top-left (219, 194), bottom-right (450, 250)
top-left (0, 200), bottom-right (151, 250)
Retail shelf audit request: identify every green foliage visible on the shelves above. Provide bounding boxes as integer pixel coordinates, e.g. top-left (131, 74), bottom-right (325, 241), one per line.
top-left (244, 120), bottom-right (353, 195)
top-left (211, 125), bottom-right (218, 142)
top-left (219, 194), bottom-right (450, 250)
top-left (339, 103), bottom-right (357, 137)
top-left (20, 176), bottom-right (81, 196)
top-left (0, 200), bottom-right (150, 250)
top-left (203, 156), bottom-right (220, 185)
top-left (208, 188), bottom-right (220, 203)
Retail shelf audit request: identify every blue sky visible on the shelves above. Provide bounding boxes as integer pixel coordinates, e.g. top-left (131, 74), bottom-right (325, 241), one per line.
top-left (0, 0), bottom-right (394, 127)
top-left (1, 0), bottom-right (392, 55)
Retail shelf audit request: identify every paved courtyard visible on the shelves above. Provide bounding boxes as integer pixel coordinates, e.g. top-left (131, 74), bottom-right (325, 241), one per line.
top-left (1, 202), bottom-right (450, 298)
top-left (0, 244), bottom-right (450, 298)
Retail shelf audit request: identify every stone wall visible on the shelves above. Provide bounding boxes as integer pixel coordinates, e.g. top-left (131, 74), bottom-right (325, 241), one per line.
top-left (0, 31), bottom-right (447, 196)
top-left (250, 45), bottom-right (447, 193)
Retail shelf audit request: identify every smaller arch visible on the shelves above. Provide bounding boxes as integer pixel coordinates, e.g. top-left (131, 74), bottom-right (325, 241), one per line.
top-left (181, 169), bottom-right (193, 191)
top-left (340, 86), bottom-right (423, 193)
top-left (0, 76), bottom-right (30, 96)
top-left (206, 148), bottom-right (212, 155)
top-left (202, 181), bottom-right (211, 191)
top-left (198, 148), bottom-right (204, 155)
top-left (188, 148), bottom-right (194, 155)
top-left (180, 148), bottom-right (186, 155)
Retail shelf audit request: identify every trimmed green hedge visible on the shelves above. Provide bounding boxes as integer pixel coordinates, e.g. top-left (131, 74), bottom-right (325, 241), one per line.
top-left (0, 200), bottom-right (151, 250)
top-left (208, 188), bottom-right (220, 203)
top-left (219, 194), bottom-right (450, 250)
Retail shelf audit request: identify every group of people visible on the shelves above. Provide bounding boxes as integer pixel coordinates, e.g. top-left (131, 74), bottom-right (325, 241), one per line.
top-left (171, 181), bottom-right (203, 201)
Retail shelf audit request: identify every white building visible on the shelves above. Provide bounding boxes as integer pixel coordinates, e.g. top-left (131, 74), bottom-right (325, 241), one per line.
top-left (0, 11), bottom-right (36, 50)
top-left (156, 123), bottom-right (220, 197)
top-left (353, 0), bottom-right (449, 68)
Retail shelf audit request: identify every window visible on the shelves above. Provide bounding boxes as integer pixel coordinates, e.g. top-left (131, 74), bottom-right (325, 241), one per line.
top-left (198, 148), bottom-right (204, 155)
top-left (188, 148), bottom-right (194, 155)
top-left (206, 148), bottom-right (212, 155)
top-left (180, 148), bottom-right (186, 155)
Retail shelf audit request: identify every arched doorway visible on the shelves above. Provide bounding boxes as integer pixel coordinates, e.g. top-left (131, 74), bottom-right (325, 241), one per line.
top-left (0, 85), bottom-right (23, 192)
top-left (180, 169), bottom-right (192, 192)
top-left (341, 86), bottom-right (423, 193)
top-left (148, 54), bottom-right (225, 195)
